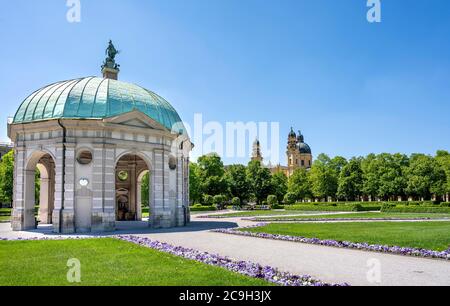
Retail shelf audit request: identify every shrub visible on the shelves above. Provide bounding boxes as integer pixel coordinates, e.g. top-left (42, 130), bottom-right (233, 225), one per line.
top-left (283, 193), bottom-right (297, 205)
top-left (439, 202), bottom-right (450, 207)
top-left (213, 195), bottom-right (226, 210)
top-left (190, 205), bottom-right (217, 212)
top-left (285, 204), bottom-right (381, 212)
top-left (231, 197), bottom-right (241, 207)
top-left (203, 195), bottom-right (213, 206)
top-left (381, 205), bottom-right (450, 214)
top-left (350, 204), bottom-right (363, 212)
top-left (267, 195), bottom-right (278, 206)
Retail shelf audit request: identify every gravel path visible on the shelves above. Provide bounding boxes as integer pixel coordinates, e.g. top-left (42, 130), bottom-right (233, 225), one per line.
top-left (1, 215), bottom-right (449, 286)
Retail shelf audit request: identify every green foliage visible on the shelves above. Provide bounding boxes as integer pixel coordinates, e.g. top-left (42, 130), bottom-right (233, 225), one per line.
top-left (213, 195), bottom-right (226, 209)
top-left (202, 195), bottom-right (213, 206)
top-left (225, 164), bottom-right (250, 202)
top-left (381, 205), bottom-right (450, 214)
top-left (267, 195), bottom-right (278, 206)
top-left (190, 205), bottom-right (217, 212)
top-left (285, 203), bottom-right (382, 212)
top-left (406, 154), bottom-right (446, 199)
top-left (231, 197), bottom-right (241, 207)
top-left (189, 163), bottom-right (202, 204)
top-left (309, 154), bottom-right (343, 200)
top-left (283, 192), bottom-right (297, 205)
top-left (140, 172), bottom-right (150, 207)
top-left (197, 154), bottom-right (228, 197)
top-left (287, 168), bottom-right (310, 201)
top-left (246, 160), bottom-right (273, 204)
top-left (270, 171), bottom-right (288, 203)
top-left (0, 151), bottom-right (14, 204)
top-left (337, 158), bottom-right (363, 201)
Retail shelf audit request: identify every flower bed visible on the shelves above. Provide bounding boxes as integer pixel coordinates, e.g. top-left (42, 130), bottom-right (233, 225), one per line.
top-left (212, 224), bottom-right (450, 261)
top-left (117, 235), bottom-right (348, 286)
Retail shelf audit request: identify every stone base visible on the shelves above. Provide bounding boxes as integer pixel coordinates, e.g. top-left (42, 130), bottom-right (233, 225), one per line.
top-left (151, 207), bottom-right (189, 228)
top-left (91, 210), bottom-right (116, 232)
top-left (52, 209), bottom-right (75, 234)
top-left (11, 208), bottom-right (36, 231)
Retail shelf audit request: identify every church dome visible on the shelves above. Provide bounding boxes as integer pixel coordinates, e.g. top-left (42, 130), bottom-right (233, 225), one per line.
top-left (13, 77), bottom-right (186, 134)
top-left (298, 142), bottom-right (312, 154)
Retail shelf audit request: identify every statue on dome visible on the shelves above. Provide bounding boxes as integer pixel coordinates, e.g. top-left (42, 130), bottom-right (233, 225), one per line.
top-left (102, 40), bottom-right (120, 70)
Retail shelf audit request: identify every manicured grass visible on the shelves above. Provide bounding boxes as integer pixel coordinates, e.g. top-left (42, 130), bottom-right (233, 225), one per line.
top-left (0, 208), bottom-right (11, 222)
top-left (0, 238), bottom-right (271, 286)
top-left (242, 222), bottom-right (450, 251)
top-left (258, 212), bottom-right (450, 221)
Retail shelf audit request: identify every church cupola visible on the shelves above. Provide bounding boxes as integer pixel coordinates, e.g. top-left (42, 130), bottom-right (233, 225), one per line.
top-left (297, 130), bottom-right (305, 143)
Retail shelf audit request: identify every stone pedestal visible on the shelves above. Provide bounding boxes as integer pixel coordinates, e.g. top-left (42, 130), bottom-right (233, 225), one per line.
top-left (91, 210), bottom-right (115, 232)
top-left (11, 208), bottom-right (36, 231)
top-left (52, 209), bottom-right (75, 234)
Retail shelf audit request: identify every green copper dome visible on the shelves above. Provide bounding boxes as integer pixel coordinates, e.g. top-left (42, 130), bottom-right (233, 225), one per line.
top-left (13, 77), bottom-right (186, 134)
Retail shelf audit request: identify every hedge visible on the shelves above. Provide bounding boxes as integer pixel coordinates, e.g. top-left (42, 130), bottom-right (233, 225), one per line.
top-left (285, 204), bottom-right (381, 212)
top-left (381, 205), bottom-right (450, 214)
top-left (190, 205), bottom-right (217, 212)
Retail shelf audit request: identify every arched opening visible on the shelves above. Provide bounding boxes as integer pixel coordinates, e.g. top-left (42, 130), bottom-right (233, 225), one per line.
top-left (115, 154), bottom-right (150, 222)
top-left (24, 152), bottom-right (55, 229)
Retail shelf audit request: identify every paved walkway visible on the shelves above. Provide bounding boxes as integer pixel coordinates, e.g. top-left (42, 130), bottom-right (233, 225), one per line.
top-left (1, 215), bottom-right (449, 286)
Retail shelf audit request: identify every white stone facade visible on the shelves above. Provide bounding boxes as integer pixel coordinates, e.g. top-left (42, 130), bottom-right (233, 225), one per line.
top-left (8, 110), bottom-right (192, 233)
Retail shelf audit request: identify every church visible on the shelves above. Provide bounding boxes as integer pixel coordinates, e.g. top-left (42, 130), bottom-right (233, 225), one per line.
top-left (251, 128), bottom-right (313, 177)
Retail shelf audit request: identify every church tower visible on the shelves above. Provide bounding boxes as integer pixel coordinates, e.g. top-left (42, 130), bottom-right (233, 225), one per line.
top-left (286, 128), bottom-right (312, 176)
top-left (251, 138), bottom-right (263, 162)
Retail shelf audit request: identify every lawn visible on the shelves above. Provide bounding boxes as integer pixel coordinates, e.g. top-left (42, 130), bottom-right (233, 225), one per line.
top-left (0, 238), bottom-right (271, 286)
top-left (242, 222), bottom-right (450, 251)
top-left (0, 208), bottom-right (11, 222)
top-left (257, 212), bottom-right (450, 221)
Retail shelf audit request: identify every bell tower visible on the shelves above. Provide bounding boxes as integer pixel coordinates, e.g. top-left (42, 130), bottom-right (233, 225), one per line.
top-left (251, 138), bottom-right (263, 162)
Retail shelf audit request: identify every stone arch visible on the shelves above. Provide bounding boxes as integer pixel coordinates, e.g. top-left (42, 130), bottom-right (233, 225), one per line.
top-left (23, 150), bottom-right (56, 229)
top-left (114, 152), bottom-right (153, 223)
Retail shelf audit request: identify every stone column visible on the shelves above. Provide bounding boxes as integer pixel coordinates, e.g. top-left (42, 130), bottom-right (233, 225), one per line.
top-left (129, 162), bottom-right (136, 220)
top-left (100, 146), bottom-right (116, 231)
top-left (11, 148), bottom-right (28, 231)
top-left (136, 177), bottom-right (142, 221)
top-left (151, 149), bottom-right (172, 228)
top-left (39, 178), bottom-right (52, 224)
top-left (90, 144), bottom-right (115, 232)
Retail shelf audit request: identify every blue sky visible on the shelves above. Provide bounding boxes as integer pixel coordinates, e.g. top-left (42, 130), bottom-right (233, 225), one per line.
top-left (0, 0), bottom-right (449, 165)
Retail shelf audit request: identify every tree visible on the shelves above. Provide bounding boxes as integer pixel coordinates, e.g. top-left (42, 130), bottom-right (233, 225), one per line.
top-left (361, 153), bottom-right (379, 200)
top-left (267, 195), bottom-right (278, 206)
top-left (271, 171), bottom-right (288, 203)
top-left (225, 164), bottom-right (251, 202)
top-left (141, 172), bottom-right (150, 206)
top-left (0, 151), bottom-right (14, 206)
top-left (197, 154), bottom-right (228, 197)
top-left (337, 158), bottom-right (363, 201)
top-left (189, 163), bottom-right (202, 204)
top-left (246, 160), bottom-right (273, 204)
top-left (288, 168), bottom-right (311, 201)
top-left (283, 192), bottom-right (297, 205)
top-left (406, 154), bottom-right (446, 200)
top-left (309, 154), bottom-right (340, 200)
top-left (376, 153), bottom-right (409, 200)
top-left (435, 150), bottom-right (450, 201)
